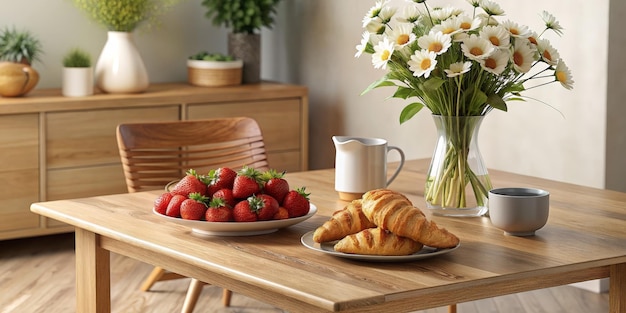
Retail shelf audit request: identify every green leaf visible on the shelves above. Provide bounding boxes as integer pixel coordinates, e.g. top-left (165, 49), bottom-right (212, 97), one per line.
top-left (420, 77), bottom-right (445, 92)
top-left (392, 87), bottom-right (417, 99)
top-left (399, 102), bottom-right (424, 124)
top-left (361, 75), bottom-right (396, 95)
top-left (486, 93), bottom-right (507, 112)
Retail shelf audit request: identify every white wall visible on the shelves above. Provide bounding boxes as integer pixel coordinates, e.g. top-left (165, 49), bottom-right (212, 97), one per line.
top-left (0, 0), bottom-right (617, 191)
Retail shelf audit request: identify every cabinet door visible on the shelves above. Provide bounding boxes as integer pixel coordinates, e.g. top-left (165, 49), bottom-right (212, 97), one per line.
top-left (45, 106), bottom-right (180, 201)
top-left (0, 114), bottom-right (40, 233)
top-left (187, 99), bottom-right (303, 172)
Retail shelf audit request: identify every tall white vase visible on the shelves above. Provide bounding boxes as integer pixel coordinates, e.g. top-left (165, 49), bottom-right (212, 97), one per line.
top-left (95, 31), bottom-right (149, 94)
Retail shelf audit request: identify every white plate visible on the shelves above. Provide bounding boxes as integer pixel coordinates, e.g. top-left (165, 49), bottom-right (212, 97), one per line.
top-left (153, 204), bottom-right (317, 236)
top-left (300, 230), bottom-right (459, 262)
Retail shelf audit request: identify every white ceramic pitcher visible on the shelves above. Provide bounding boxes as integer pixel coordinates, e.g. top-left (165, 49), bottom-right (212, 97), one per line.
top-left (332, 136), bottom-right (405, 201)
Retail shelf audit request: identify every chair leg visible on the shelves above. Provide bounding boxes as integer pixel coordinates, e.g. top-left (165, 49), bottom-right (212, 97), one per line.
top-left (448, 304), bottom-right (457, 313)
top-left (140, 266), bottom-right (166, 291)
top-left (181, 279), bottom-right (207, 313)
top-left (222, 289), bottom-right (233, 307)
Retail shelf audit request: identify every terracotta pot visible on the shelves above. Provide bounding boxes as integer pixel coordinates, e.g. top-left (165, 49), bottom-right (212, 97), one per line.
top-left (0, 62), bottom-right (40, 97)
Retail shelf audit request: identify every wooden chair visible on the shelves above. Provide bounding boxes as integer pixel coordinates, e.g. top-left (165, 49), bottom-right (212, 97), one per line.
top-left (116, 117), bottom-right (269, 313)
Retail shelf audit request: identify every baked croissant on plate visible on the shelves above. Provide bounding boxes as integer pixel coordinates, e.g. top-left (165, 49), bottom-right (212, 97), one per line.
top-left (313, 199), bottom-right (375, 243)
top-left (361, 189), bottom-right (460, 249)
top-left (334, 227), bottom-right (423, 256)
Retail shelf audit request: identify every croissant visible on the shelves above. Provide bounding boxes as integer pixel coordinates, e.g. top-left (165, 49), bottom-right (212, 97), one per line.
top-left (334, 227), bottom-right (423, 256)
top-left (361, 189), bottom-right (460, 248)
top-left (313, 200), bottom-right (376, 243)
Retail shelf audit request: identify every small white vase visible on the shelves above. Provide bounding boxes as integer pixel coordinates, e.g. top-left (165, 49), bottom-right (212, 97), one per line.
top-left (62, 67), bottom-right (94, 97)
top-left (95, 31), bottom-right (149, 94)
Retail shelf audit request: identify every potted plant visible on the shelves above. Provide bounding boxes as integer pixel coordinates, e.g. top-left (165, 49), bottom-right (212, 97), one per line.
top-left (187, 51), bottom-right (243, 87)
top-left (62, 48), bottom-right (94, 97)
top-left (70, 0), bottom-right (181, 94)
top-left (201, 0), bottom-right (282, 84)
top-left (0, 26), bottom-right (42, 97)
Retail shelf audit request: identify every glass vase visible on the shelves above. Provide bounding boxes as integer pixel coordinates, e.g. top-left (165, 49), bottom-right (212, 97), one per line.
top-left (425, 115), bottom-right (492, 217)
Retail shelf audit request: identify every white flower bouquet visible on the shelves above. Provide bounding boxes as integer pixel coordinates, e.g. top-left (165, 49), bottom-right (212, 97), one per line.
top-left (356, 0), bottom-right (574, 214)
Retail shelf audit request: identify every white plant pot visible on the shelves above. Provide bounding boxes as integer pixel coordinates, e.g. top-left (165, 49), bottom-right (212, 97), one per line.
top-left (95, 31), bottom-right (148, 94)
top-left (62, 67), bottom-right (94, 97)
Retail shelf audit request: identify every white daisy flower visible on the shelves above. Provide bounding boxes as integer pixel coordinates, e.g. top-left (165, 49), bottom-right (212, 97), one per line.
top-left (417, 31), bottom-right (452, 55)
top-left (541, 11), bottom-right (564, 36)
top-left (362, 0), bottom-right (389, 27)
top-left (408, 50), bottom-right (438, 78)
top-left (467, 0), bottom-right (481, 8)
top-left (396, 4), bottom-right (422, 24)
top-left (480, 0), bottom-right (505, 16)
top-left (389, 23), bottom-right (417, 49)
top-left (527, 30), bottom-right (539, 46)
top-left (511, 38), bottom-right (536, 73)
top-left (372, 37), bottom-right (395, 69)
top-left (536, 38), bottom-right (560, 66)
top-left (480, 49), bottom-right (509, 75)
top-left (461, 34), bottom-right (495, 61)
top-left (477, 13), bottom-right (499, 27)
top-left (431, 7), bottom-right (456, 21)
top-left (431, 18), bottom-right (463, 36)
top-left (365, 19), bottom-right (386, 35)
top-left (455, 14), bottom-right (482, 32)
top-left (378, 6), bottom-right (398, 24)
top-left (501, 20), bottom-right (530, 38)
top-left (445, 61), bottom-right (472, 77)
top-left (479, 25), bottom-right (510, 49)
top-left (555, 60), bottom-right (574, 90)
top-left (355, 31), bottom-right (371, 58)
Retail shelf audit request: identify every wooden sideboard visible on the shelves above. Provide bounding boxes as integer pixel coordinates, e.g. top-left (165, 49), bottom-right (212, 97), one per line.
top-left (0, 82), bottom-right (308, 240)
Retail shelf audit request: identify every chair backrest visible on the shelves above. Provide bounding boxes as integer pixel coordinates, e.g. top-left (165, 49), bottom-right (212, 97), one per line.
top-left (116, 117), bottom-right (269, 193)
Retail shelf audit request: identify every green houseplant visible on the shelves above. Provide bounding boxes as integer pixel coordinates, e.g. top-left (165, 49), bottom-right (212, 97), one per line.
top-left (201, 0), bottom-right (282, 83)
top-left (0, 27), bottom-right (42, 97)
top-left (71, 0), bottom-right (181, 94)
top-left (62, 48), bottom-right (94, 97)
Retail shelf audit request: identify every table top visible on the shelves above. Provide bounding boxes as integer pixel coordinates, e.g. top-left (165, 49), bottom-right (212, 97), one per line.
top-left (30, 159), bottom-right (626, 312)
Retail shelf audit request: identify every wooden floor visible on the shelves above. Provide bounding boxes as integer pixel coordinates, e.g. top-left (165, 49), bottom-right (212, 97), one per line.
top-left (0, 233), bottom-right (610, 313)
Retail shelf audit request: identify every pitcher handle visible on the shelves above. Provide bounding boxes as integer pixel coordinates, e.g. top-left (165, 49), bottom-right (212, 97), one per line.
top-left (386, 146), bottom-right (405, 186)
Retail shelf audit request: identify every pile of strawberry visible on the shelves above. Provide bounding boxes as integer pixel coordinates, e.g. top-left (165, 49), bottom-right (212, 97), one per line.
top-left (153, 167), bottom-right (311, 222)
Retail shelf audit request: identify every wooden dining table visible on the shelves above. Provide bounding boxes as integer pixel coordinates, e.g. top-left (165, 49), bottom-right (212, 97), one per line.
top-left (30, 159), bottom-right (626, 313)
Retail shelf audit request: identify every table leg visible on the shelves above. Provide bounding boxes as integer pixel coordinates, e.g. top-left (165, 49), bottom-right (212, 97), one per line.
top-left (75, 228), bottom-right (111, 313)
top-left (610, 263), bottom-right (626, 313)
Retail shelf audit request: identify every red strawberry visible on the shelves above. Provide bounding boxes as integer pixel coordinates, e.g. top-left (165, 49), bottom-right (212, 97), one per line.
top-left (273, 207), bottom-right (289, 220)
top-left (205, 198), bottom-right (233, 222)
top-left (261, 169), bottom-right (290, 204)
top-left (170, 169), bottom-right (207, 197)
top-left (232, 166), bottom-right (261, 199)
top-left (211, 188), bottom-right (236, 208)
top-left (154, 192), bottom-right (173, 215)
top-left (232, 196), bottom-right (261, 222)
top-left (206, 167), bottom-right (237, 196)
top-left (283, 187), bottom-right (311, 218)
top-left (165, 194), bottom-right (186, 218)
top-left (256, 194), bottom-right (279, 221)
top-left (180, 193), bottom-right (208, 220)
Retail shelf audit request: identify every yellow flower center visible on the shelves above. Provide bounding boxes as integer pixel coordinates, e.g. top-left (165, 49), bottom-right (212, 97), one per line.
top-left (485, 58), bottom-right (497, 69)
top-left (543, 50), bottom-right (553, 61)
top-left (420, 58), bottom-right (432, 70)
top-left (442, 27), bottom-right (455, 34)
top-left (528, 36), bottom-right (538, 45)
top-left (429, 42), bottom-right (443, 53)
top-left (397, 34), bottom-right (410, 46)
top-left (510, 28), bottom-right (519, 35)
top-left (460, 22), bottom-right (471, 30)
top-left (470, 47), bottom-right (484, 56)
top-left (513, 51), bottom-right (523, 66)
top-left (556, 71), bottom-right (567, 83)
top-left (381, 50), bottom-right (391, 61)
top-left (489, 36), bottom-right (500, 46)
